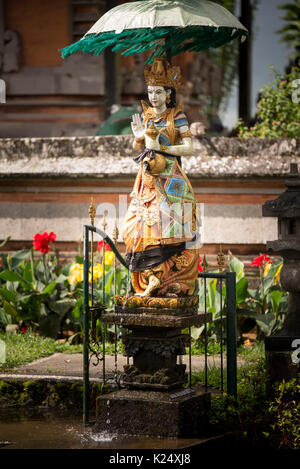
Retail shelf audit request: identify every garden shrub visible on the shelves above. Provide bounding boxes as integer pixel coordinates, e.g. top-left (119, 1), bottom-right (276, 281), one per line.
top-left (234, 63), bottom-right (300, 138)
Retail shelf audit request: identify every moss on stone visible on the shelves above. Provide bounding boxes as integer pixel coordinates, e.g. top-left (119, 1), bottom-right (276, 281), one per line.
top-left (0, 379), bottom-right (112, 409)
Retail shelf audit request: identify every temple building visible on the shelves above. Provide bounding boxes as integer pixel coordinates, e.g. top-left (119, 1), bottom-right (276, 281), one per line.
top-left (0, 0), bottom-right (222, 138)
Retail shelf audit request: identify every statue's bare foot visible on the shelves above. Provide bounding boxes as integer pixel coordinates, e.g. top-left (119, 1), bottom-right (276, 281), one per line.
top-left (139, 274), bottom-right (161, 297)
top-left (166, 283), bottom-right (181, 296)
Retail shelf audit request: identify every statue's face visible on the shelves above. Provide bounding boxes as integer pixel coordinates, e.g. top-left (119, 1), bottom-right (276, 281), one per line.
top-left (147, 86), bottom-right (170, 108)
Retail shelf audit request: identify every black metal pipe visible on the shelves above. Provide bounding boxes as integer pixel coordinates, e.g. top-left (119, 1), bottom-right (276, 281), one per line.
top-left (189, 326), bottom-right (192, 388)
top-left (220, 278), bottom-right (224, 392)
top-left (204, 277), bottom-right (208, 392)
top-left (226, 271), bottom-right (237, 398)
top-left (238, 0), bottom-right (253, 124)
top-left (85, 225), bottom-right (127, 267)
top-left (83, 225), bottom-right (90, 425)
top-left (198, 272), bottom-right (227, 279)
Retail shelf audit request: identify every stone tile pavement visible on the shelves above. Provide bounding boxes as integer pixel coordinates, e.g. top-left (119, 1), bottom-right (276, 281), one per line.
top-left (0, 353), bottom-right (245, 383)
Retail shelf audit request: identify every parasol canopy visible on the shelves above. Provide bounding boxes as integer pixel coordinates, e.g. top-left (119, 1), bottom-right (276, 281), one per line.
top-left (61, 0), bottom-right (248, 62)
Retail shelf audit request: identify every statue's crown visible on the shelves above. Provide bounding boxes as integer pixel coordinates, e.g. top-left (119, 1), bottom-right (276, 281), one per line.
top-left (144, 57), bottom-right (181, 91)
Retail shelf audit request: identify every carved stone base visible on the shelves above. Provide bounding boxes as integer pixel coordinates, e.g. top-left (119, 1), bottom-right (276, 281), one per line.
top-left (115, 294), bottom-right (199, 313)
top-left (95, 388), bottom-right (211, 438)
top-left (122, 364), bottom-right (187, 391)
top-left (121, 327), bottom-right (188, 390)
top-left (101, 297), bottom-right (212, 391)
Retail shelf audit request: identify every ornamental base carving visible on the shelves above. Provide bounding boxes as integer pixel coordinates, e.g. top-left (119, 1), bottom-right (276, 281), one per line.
top-left (101, 295), bottom-right (212, 391)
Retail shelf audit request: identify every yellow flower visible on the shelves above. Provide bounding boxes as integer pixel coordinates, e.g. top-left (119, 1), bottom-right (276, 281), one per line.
top-left (263, 262), bottom-right (272, 277)
top-left (68, 263), bottom-right (83, 285)
top-left (70, 263), bottom-right (83, 275)
top-left (104, 251), bottom-right (115, 266)
top-left (89, 263), bottom-right (103, 282)
top-left (274, 264), bottom-right (283, 284)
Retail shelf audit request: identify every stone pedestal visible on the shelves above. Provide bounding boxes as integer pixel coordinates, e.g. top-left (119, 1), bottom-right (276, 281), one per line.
top-left (95, 388), bottom-right (211, 438)
top-left (102, 295), bottom-right (211, 390)
top-left (96, 295), bottom-right (212, 437)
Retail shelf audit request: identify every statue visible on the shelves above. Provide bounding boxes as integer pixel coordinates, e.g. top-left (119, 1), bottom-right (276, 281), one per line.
top-left (121, 57), bottom-right (200, 298)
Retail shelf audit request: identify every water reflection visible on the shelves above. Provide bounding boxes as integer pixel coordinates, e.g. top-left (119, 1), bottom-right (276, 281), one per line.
top-left (0, 408), bottom-right (201, 449)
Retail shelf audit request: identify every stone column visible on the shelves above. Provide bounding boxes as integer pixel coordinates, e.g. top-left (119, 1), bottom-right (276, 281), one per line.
top-left (262, 163), bottom-right (300, 382)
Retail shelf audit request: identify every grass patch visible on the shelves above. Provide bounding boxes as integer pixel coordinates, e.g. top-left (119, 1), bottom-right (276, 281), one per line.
top-left (0, 332), bottom-right (82, 370)
top-left (190, 339), bottom-right (265, 361)
top-left (0, 332), bottom-right (125, 370)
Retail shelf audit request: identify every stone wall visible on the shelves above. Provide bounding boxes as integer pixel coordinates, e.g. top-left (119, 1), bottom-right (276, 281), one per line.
top-left (0, 136), bottom-right (299, 264)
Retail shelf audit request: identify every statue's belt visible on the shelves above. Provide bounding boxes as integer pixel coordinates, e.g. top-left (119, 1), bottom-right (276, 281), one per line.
top-left (126, 235), bottom-right (198, 272)
top-left (134, 148), bottom-right (181, 167)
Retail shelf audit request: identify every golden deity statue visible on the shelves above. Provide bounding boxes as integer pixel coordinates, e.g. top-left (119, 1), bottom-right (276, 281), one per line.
top-left (121, 57), bottom-right (201, 298)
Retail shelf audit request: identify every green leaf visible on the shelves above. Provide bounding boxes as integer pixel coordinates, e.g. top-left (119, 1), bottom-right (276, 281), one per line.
top-left (3, 300), bottom-right (19, 321)
top-left (41, 281), bottom-right (57, 296)
top-left (55, 274), bottom-right (68, 284)
top-left (0, 236), bottom-right (11, 248)
top-left (262, 275), bottom-right (275, 295)
top-left (255, 313), bottom-right (276, 336)
top-left (22, 261), bottom-right (33, 283)
top-left (230, 256), bottom-right (244, 280)
top-left (207, 278), bottom-right (217, 308)
top-left (105, 271), bottom-right (114, 294)
top-left (72, 297), bottom-right (83, 319)
top-left (269, 290), bottom-right (283, 314)
top-left (191, 325), bottom-right (204, 340)
top-left (0, 270), bottom-right (21, 282)
top-left (49, 299), bottom-right (76, 316)
top-left (236, 277), bottom-right (248, 303)
top-left (11, 250), bottom-right (31, 269)
top-left (0, 307), bottom-right (12, 326)
top-left (0, 287), bottom-right (17, 303)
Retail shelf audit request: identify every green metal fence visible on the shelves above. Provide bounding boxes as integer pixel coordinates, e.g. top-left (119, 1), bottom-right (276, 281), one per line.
top-left (82, 224), bottom-right (237, 425)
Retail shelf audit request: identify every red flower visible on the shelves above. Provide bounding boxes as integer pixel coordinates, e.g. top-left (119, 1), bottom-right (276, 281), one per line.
top-left (20, 323), bottom-right (28, 333)
top-left (198, 256), bottom-right (203, 273)
top-left (97, 240), bottom-right (111, 251)
top-left (33, 232), bottom-right (57, 254)
top-left (251, 254), bottom-right (273, 268)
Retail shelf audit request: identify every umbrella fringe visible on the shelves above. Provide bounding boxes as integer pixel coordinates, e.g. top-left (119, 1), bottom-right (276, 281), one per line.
top-left (60, 26), bottom-right (247, 60)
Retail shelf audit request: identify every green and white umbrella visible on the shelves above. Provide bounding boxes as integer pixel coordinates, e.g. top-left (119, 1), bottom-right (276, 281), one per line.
top-left (61, 0), bottom-right (248, 62)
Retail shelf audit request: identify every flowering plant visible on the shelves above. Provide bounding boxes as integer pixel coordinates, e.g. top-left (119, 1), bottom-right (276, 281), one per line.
top-left (193, 253), bottom-right (288, 346)
top-left (243, 253), bottom-right (287, 337)
top-left (0, 234), bottom-right (76, 339)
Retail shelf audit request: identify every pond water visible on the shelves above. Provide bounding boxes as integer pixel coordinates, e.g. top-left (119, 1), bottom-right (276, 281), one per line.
top-left (0, 408), bottom-right (203, 450)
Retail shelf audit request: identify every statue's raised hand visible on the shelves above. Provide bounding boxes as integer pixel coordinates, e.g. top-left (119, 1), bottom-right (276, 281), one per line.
top-left (131, 113), bottom-right (144, 139)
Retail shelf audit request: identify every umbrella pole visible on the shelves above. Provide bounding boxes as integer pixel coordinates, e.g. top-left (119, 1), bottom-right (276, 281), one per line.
top-left (166, 46), bottom-right (172, 65)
